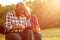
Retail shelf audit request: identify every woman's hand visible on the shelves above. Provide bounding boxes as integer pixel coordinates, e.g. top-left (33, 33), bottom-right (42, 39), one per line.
top-left (31, 26), bottom-right (40, 32)
top-left (25, 26), bottom-right (40, 32)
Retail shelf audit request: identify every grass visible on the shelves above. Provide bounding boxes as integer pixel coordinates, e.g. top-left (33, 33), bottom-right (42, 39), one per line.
top-left (0, 28), bottom-right (60, 40)
top-left (0, 34), bottom-right (5, 40)
top-left (41, 28), bottom-right (60, 40)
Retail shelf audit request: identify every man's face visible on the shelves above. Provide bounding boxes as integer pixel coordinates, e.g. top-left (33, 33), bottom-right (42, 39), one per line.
top-left (16, 3), bottom-right (27, 16)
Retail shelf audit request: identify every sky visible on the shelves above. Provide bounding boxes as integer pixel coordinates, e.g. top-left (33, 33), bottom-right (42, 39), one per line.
top-left (0, 0), bottom-right (24, 5)
top-left (0, 0), bottom-right (35, 6)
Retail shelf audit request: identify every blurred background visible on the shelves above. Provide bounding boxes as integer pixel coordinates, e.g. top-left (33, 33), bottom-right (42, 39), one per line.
top-left (0, 0), bottom-right (60, 29)
top-left (0, 0), bottom-right (60, 40)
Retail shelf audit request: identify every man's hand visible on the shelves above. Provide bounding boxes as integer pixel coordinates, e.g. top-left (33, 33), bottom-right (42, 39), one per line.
top-left (11, 25), bottom-right (22, 31)
top-left (11, 25), bottom-right (26, 31)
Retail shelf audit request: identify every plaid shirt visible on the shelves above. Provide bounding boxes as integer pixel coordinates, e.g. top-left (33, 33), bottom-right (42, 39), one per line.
top-left (5, 11), bottom-right (31, 31)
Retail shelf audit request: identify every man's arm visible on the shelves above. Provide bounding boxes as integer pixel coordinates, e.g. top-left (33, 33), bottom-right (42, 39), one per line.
top-left (4, 12), bottom-right (13, 31)
top-left (5, 12), bottom-right (24, 32)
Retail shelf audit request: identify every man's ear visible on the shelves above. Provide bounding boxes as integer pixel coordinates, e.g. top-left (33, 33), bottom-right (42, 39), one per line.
top-left (15, 9), bottom-right (17, 12)
top-left (15, 9), bottom-right (18, 14)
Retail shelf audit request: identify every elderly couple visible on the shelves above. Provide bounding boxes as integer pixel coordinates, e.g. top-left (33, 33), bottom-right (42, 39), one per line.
top-left (5, 2), bottom-right (42, 40)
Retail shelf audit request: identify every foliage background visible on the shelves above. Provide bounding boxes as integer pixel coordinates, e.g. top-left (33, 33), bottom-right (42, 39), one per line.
top-left (0, 0), bottom-right (60, 29)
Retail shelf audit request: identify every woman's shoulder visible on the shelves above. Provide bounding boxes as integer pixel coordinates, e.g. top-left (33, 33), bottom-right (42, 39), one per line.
top-left (30, 14), bottom-right (37, 19)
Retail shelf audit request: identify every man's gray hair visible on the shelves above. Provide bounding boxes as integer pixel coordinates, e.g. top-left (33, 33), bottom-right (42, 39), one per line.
top-left (16, 2), bottom-right (31, 14)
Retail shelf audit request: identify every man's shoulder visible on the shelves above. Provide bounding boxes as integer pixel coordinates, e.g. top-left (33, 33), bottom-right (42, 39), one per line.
top-left (6, 12), bottom-right (11, 15)
top-left (6, 10), bottom-right (15, 15)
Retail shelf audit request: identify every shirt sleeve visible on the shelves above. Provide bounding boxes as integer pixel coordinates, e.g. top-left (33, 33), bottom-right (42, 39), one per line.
top-left (30, 15), bottom-right (40, 30)
top-left (4, 12), bottom-right (13, 30)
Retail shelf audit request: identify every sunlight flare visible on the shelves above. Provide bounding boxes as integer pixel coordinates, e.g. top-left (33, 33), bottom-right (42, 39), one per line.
top-left (0, 0), bottom-right (24, 6)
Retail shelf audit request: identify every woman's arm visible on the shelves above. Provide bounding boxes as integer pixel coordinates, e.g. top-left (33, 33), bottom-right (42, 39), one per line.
top-left (30, 15), bottom-right (40, 32)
